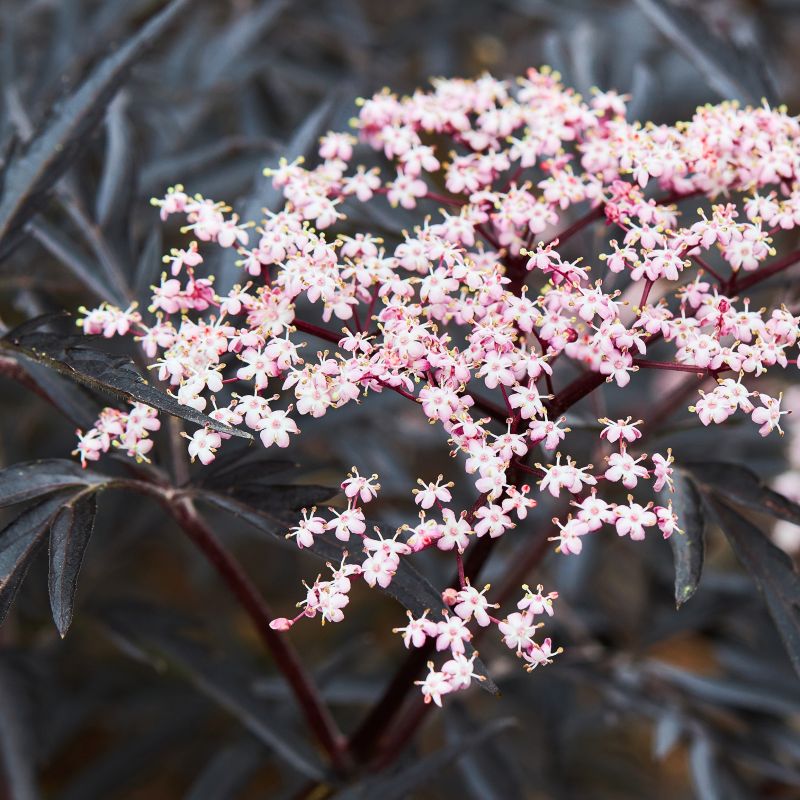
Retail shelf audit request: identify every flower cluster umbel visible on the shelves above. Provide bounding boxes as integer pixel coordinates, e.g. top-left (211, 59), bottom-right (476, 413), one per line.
top-left (74, 67), bottom-right (798, 705)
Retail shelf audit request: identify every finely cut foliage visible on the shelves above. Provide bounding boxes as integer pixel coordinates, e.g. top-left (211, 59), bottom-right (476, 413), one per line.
top-left (2, 3), bottom-right (800, 798)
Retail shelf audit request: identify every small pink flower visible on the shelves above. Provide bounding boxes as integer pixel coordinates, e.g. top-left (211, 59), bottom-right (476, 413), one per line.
top-left (258, 408), bottom-right (299, 448)
top-left (341, 467), bottom-right (381, 504)
top-left (413, 475), bottom-right (454, 509)
top-left (185, 428), bottom-right (222, 465)
top-left (415, 663), bottom-right (453, 707)
top-left (614, 497), bottom-right (658, 541)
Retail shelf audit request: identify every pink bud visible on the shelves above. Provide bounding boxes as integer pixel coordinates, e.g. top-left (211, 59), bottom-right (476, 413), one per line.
top-left (269, 617), bottom-right (293, 631)
top-left (442, 588), bottom-right (458, 606)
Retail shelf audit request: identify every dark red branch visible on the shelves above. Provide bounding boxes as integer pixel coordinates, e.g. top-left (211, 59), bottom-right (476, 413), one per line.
top-left (162, 494), bottom-right (349, 772)
top-left (730, 248), bottom-right (800, 293)
top-left (292, 318), bottom-right (343, 345)
top-left (633, 358), bottom-right (720, 376)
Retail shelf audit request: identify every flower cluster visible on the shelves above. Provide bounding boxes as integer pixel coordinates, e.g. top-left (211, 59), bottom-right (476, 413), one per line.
top-left (411, 581), bottom-right (561, 707)
top-left (73, 403), bottom-right (160, 466)
top-left (74, 67), bottom-right (800, 704)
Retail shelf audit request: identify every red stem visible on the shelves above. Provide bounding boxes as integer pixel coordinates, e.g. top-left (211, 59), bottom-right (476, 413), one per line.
top-left (546, 370), bottom-right (606, 417)
top-left (292, 318), bottom-right (342, 345)
top-left (544, 204), bottom-right (605, 249)
top-left (160, 492), bottom-right (349, 771)
top-left (456, 551), bottom-right (466, 589)
top-left (632, 358), bottom-right (720, 376)
top-left (729, 247), bottom-right (800, 293)
top-left (476, 223), bottom-right (502, 250)
top-left (639, 279), bottom-right (654, 308)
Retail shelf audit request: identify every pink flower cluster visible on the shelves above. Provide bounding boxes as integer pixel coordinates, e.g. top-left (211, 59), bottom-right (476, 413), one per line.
top-left (73, 403), bottom-right (160, 465)
top-left (75, 67), bottom-right (800, 704)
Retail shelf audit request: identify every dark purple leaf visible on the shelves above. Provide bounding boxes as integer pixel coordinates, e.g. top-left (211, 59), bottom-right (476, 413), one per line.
top-left (0, 459), bottom-right (106, 508)
top-left (705, 497), bottom-right (800, 678)
top-left (199, 0), bottom-right (289, 89)
top-left (140, 136), bottom-right (279, 195)
top-left (0, 0), bottom-right (193, 259)
top-left (198, 450), bottom-right (296, 487)
top-left (94, 92), bottom-right (135, 231)
top-left (684, 461), bottom-right (800, 526)
top-left (48, 492), bottom-right (98, 637)
top-left (223, 484), bottom-right (336, 514)
top-left (669, 471), bottom-right (706, 607)
top-left (0, 491), bottom-right (78, 625)
top-left (133, 224), bottom-right (162, 302)
top-left (0, 325), bottom-right (251, 440)
top-left (445, 703), bottom-right (524, 800)
top-left (633, 0), bottom-right (776, 105)
top-left (28, 217), bottom-right (115, 302)
top-left (647, 661), bottom-right (800, 715)
top-left (17, 354), bottom-right (101, 429)
top-left (242, 94), bottom-right (337, 223)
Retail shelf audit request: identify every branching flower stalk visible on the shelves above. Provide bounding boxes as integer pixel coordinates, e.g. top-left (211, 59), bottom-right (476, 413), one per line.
top-left (70, 67), bottom-right (800, 740)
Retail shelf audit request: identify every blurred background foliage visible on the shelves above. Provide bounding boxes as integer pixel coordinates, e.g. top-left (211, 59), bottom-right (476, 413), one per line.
top-left (1, 0), bottom-right (800, 798)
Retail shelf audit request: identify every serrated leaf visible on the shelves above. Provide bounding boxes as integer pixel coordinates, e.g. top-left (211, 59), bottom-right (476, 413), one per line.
top-left (684, 461), bottom-right (800, 526)
top-left (0, 459), bottom-right (107, 508)
top-left (198, 492), bottom-right (499, 695)
top-left (1, 491), bottom-right (78, 625)
top-left (101, 603), bottom-right (327, 781)
top-left (48, 492), bottom-right (98, 637)
top-left (0, 0), bottom-right (193, 259)
top-left (705, 497), bottom-right (800, 678)
top-left (669, 472), bottom-right (706, 607)
top-left (0, 325), bottom-right (251, 440)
